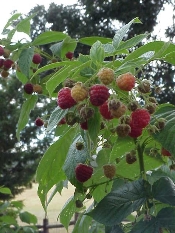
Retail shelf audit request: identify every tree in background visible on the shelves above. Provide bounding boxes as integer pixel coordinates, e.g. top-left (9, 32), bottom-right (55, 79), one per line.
top-left (28, 0), bottom-right (175, 104)
top-left (0, 74), bottom-right (55, 200)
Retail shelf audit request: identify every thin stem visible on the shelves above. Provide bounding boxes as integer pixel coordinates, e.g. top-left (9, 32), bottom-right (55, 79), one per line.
top-left (137, 143), bottom-right (145, 176)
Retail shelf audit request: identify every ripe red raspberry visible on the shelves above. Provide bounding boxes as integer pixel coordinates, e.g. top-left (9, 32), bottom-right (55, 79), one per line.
top-left (32, 53), bottom-right (42, 64)
top-left (131, 109), bottom-right (150, 129)
top-left (116, 72), bottom-right (136, 91)
top-left (89, 84), bottom-right (110, 106)
top-left (35, 117), bottom-right (44, 126)
top-left (0, 46), bottom-right (4, 56)
top-left (80, 121), bottom-right (88, 130)
top-left (97, 67), bottom-right (115, 85)
top-left (161, 148), bottom-right (172, 157)
top-left (66, 51), bottom-right (74, 60)
top-left (75, 163), bottom-right (93, 183)
top-left (3, 59), bottom-right (14, 70)
top-left (99, 101), bottom-right (113, 120)
top-left (129, 122), bottom-right (142, 138)
top-left (71, 82), bottom-right (88, 102)
top-left (103, 164), bottom-right (116, 179)
top-left (24, 83), bottom-right (34, 94)
top-left (57, 87), bottom-right (77, 109)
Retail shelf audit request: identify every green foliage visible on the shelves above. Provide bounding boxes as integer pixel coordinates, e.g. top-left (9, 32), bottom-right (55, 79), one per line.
top-left (2, 10), bottom-right (175, 233)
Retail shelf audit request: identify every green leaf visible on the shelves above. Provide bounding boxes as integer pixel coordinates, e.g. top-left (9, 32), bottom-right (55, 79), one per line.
top-left (87, 179), bottom-right (147, 226)
top-left (32, 31), bottom-right (67, 46)
top-left (116, 34), bottom-right (149, 51)
top-left (47, 181), bottom-right (64, 206)
top-left (90, 41), bottom-right (105, 63)
top-left (96, 148), bottom-right (111, 167)
top-left (0, 215), bottom-right (17, 225)
top-left (59, 196), bottom-right (76, 230)
top-left (36, 126), bottom-right (77, 210)
top-left (79, 36), bottom-right (112, 46)
top-left (152, 177), bottom-right (175, 205)
top-left (112, 18), bottom-right (142, 50)
top-left (46, 65), bottom-right (73, 95)
top-left (63, 134), bottom-right (88, 186)
top-left (18, 47), bottom-right (34, 78)
top-left (88, 107), bottom-right (101, 143)
top-left (16, 95), bottom-right (38, 141)
top-left (163, 51), bottom-right (175, 65)
top-left (105, 225), bottom-right (124, 233)
top-left (19, 211), bottom-right (37, 224)
top-left (46, 107), bottom-right (68, 132)
top-left (16, 70), bottom-right (28, 84)
top-left (158, 207), bottom-right (175, 230)
top-left (130, 216), bottom-right (158, 233)
top-left (151, 104), bottom-right (175, 157)
top-left (2, 13), bottom-right (21, 31)
top-left (0, 187), bottom-right (11, 195)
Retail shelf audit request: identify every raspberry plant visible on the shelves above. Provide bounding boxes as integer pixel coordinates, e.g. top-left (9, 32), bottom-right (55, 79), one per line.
top-left (2, 14), bottom-right (175, 232)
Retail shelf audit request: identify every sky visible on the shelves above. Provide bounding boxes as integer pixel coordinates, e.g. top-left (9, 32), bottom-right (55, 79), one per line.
top-left (0, 1), bottom-right (173, 41)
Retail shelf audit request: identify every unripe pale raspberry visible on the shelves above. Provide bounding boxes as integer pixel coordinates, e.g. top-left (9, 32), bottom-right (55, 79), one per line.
top-left (3, 48), bottom-right (11, 58)
top-left (116, 124), bottom-right (131, 137)
top-left (33, 84), bottom-right (43, 94)
top-left (110, 104), bottom-right (127, 118)
top-left (71, 82), bottom-right (88, 102)
top-left (79, 106), bottom-right (94, 121)
top-left (24, 83), bottom-right (34, 94)
top-left (97, 67), bottom-right (115, 85)
top-left (63, 78), bottom-right (76, 88)
top-left (127, 100), bottom-right (139, 112)
top-left (99, 101), bottom-right (113, 120)
top-left (0, 46), bottom-right (4, 56)
top-left (138, 80), bottom-right (151, 93)
top-left (145, 103), bottom-right (157, 114)
top-left (116, 72), bottom-right (136, 91)
top-left (65, 112), bottom-right (77, 126)
top-left (103, 164), bottom-right (116, 179)
top-left (89, 84), bottom-right (110, 106)
top-left (130, 109), bottom-right (150, 129)
top-left (32, 53), bottom-right (42, 64)
top-left (75, 163), bottom-right (93, 183)
top-left (126, 152), bottom-right (137, 164)
top-left (1, 70), bottom-right (9, 78)
top-left (57, 87), bottom-right (77, 109)
top-left (35, 117), bottom-right (44, 126)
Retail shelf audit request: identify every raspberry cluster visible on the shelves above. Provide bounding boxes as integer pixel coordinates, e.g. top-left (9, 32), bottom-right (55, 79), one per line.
top-left (0, 46), bottom-right (14, 78)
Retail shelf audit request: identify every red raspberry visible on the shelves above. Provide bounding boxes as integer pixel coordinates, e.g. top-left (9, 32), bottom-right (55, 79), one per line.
top-left (66, 51), bottom-right (74, 60)
top-left (0, 58), bottom-right (4, 68)
top-left (99, 101), bottom-right (113, 120)
top-left (35, 117), bottom-right (44, 126)
top-left (75, 163), bottom-right (93, 183)
top-left (161, 148), bottom-right (172, 157)
top-left (71, 82), bottom-right (88, 102)
top-left (89, 84), bottom-right (110, 106)
top-left (24, 83), bottom-right (34, 94)
top-left (116, 72), bottom-right (136, 91)
top-left (80, 121), bottom-right (88, 130)
top-left (131, 109), bottom-right (150, 129)
top-left (0, 46), bottom-right (4, 56)
top-left (58, 118), bottom-right (66, 125)
top-left (57, 87), bottom-right (77, 109)
top-left (3, 59), bottom-right (14, 70)
top-left (32, 53), bottom-right (42, 64)
top-left (129, 122), bottom-right (142, 138)
top-left (103, 164), bottom-right (116, 179)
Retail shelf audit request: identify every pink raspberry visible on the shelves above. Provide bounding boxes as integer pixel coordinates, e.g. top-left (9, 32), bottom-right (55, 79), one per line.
top-left (89, 84), bottom-right (110, 106)
top-left (131, 109), bottom-right (150, 129)
top-left (116, 72), bottom-right (136, 91)
top-left (57, 87), bottom-right (77, 109)
top-left (32, 53), bottom-right (42, 64)
top-left (99, 101), bottom-right (113, 120)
